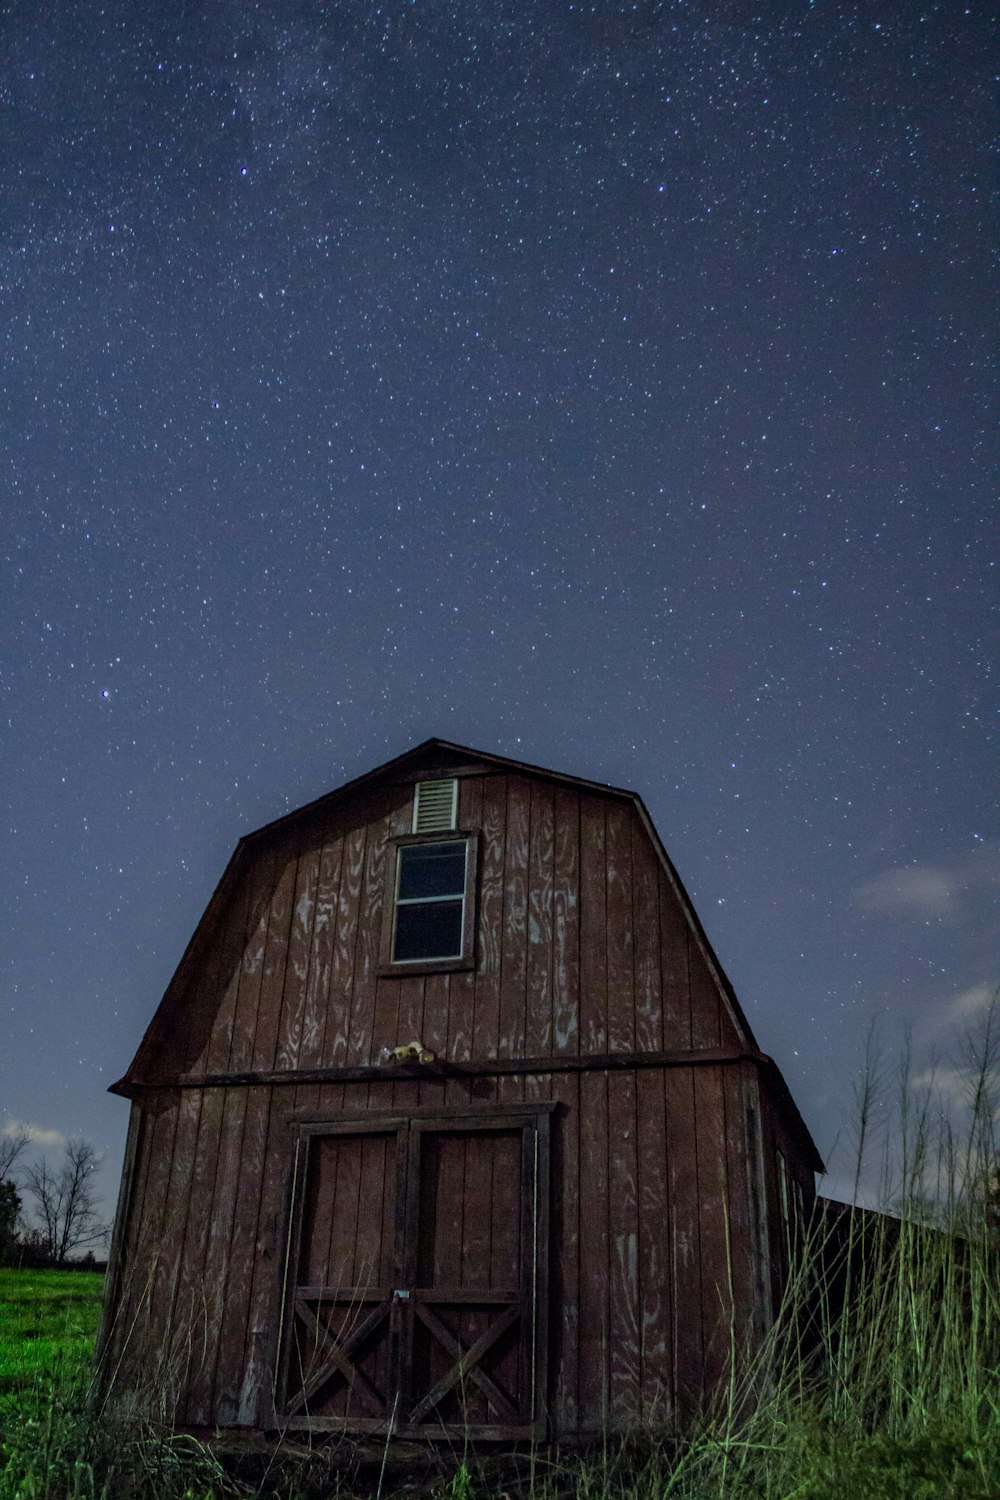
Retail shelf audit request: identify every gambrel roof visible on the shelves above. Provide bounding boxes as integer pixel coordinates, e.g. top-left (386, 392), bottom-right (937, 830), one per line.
top-left (111, 737), bottom-right (821, 1171)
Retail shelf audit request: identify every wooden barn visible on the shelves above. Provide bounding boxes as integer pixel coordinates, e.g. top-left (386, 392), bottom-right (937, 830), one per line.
top-left (99, 739), bottom-right (822, 1442)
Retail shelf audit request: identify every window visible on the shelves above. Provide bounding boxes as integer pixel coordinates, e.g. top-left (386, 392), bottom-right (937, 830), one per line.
top-left (380, 831), bottom-right (479, 973)
top-left (394, 840), bottom-right (466, 961)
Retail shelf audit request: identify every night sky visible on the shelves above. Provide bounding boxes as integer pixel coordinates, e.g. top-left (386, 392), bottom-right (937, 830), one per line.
top-left (3, 1), bottom-right (995, 1223)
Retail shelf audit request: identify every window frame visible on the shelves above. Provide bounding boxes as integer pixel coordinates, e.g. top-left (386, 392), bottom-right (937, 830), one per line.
top-left (378, 831), bottom-right (479, 976)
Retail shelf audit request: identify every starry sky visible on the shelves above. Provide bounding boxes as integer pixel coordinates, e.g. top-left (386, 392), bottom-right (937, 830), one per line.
top-left (2, 0), bottom-right (996, 1224)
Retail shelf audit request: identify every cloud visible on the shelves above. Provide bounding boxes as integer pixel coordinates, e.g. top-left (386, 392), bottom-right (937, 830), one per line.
top-left (855, 866), bottom-right (958, 921)
top-left (853, 845), bottom-right (1000, 925)
top-left (942, 982), bottom-right (997, 1025)
top-left (910, 1058), bottom-right (1000, 1116)
top-left (1, 1118), bottom-right (67, 1149)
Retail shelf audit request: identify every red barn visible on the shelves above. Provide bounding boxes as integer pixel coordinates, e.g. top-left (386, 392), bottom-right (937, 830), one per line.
top-left (99, 739), bottom-right (821, 1442)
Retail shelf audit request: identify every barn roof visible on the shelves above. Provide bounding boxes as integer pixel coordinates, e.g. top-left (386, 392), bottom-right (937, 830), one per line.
top-left (111, 737), bottom-right (823, 1170)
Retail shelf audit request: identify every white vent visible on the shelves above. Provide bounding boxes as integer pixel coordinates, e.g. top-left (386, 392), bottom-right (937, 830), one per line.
top-left (412, 778), bottom-right (458, 833)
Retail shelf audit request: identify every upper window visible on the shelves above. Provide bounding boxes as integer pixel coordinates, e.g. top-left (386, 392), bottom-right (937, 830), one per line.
top-left (380, 829), bottom-right (479, 973)
top-left (394, 840), bottom-right (467, 962)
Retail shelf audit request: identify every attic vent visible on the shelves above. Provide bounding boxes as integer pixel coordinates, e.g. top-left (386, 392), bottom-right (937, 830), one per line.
top-left (412, 778), bottom-right (457, 833)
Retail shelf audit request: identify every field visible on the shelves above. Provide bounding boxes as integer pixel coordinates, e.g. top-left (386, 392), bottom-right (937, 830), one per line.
top-left (0, 1268), bottom-right (104, 1404)
top-left (1, 1218), bottom-right (997, 1500)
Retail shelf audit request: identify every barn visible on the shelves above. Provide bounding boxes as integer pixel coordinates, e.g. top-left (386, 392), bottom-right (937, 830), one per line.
top-left (98, 738), bottom-right (822, 1442)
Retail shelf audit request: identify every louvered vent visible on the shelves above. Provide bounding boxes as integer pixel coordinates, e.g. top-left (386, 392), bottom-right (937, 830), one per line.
top-left (412, 778), bottom-right (458, 833)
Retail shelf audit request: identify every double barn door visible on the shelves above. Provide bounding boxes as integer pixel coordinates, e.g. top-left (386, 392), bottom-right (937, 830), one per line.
top-left (274, 1105), bottom-right (551, 1440)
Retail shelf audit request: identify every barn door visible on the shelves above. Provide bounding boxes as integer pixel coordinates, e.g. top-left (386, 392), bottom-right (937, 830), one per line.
top-left (275, 1107), bottom-right (550, 1440)
top-left (277, 1121), bottom-right (405, 1431)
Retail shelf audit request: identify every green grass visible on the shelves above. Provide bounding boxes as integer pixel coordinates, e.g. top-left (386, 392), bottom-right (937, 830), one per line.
top-left (0, 1269), bottom-right (104, 1403)
top-left (1, 1223), bottom-right (997, 1500)
top-left (0, 1267), bottom-right (238, 1499)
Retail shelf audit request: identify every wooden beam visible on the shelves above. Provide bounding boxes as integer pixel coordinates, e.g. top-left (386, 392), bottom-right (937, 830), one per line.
top-left (120, 1045), bottom-right (771, 1097)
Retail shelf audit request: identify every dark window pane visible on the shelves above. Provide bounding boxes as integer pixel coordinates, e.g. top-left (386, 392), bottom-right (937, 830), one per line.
top-left (394, 900), bottom-right (464, 961)
top-left (398, 841), bottom-right (466, 900)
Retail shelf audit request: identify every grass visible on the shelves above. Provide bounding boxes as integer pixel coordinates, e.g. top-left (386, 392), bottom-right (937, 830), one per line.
top-left (2, 1215), bottom-right (996, 1500)
top-left (1, 1018), bottom-right (997, 1497)
top-left (0, 1269), bottom-right (102, 1403)
top-left (0, 1267), bottom-right (237, 1499)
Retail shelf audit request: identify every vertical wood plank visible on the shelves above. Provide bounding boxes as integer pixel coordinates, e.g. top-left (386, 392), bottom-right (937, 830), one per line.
top-left (95, 1103), bottom-right (143, 1376)
top-left (226, 848), bottom-right (280, 1073)
top-left (301, 1133), bottom-right (335, 1289)
top-left (659, 866), bottom-right (691, 1050)
top-left (605, 803), bottom-right (634, 1053)
top-left (176, 1086), bottom-right (226, 1423)
top-left (631, 816), bottom-right (663, 1056)
top-left (212, 1081), bottom-right (267, 1422)
top-left (100, 1105), bottom-right (153, 1384)
top-left (498, 775), bottom-right (530, 1060)
top-left (636, 1067), bottom-right (672, 1426)
top-left (152, 1088), bottom-right (202, 1412)
top-left (122, 1095), bottom-right (179, 1381)
top-left (448, 775), bottom-right (483, 1064)
top-left (188, 871), bottom-right (254, 1077)
top-left (346, 799), bottom-right (394, 1066)
top-left (694, 1067), bottom-right (731, 1391)
top-left (211, 1072), bottom-right (268, 1420)
top-left (607, 1069), bottom-right (640, 1423)
top-left (577, 1069), bottom-right (609, 1430)
top-left (395, 975), bottom-right (427, 1060)
top-left (274, 844), bottom-right (321, 1073)
top-left (371, 976), bottom-right (401, 1065)
top-left (198, 1085), bottom-right (249, 1421)
top-left (219, 838), bottom-right (297, 1424)
top-left (549, 1072), bottom-right (580, 1434)
top-left (236, 1086), bottom-right (288, 1425)
top-left (525, 779), bottom-right (554, 1061)
top-left (446, 962), bottom-right (476, 1066)
top-left (722, 1064), bottom-right (756, 1366)
top-left (460, 1126), bottom-right (490, 1424)
top-left (326, 822), bottom-right (367, 1066)
top-left (552, 787), bottom-right (580, 1055)
top-left (579, 798), bottom-right (607, 1054)
top-left (369, 794), bottom-right (415, 1091)
top-left (189, 861), bottom-right (265, 1422)
top-left (427, 1131), bottom-right (467, 1402)
top-left (665, 1066), bottom-right (702, 1417)
top-left (420, 972), bottom-right (450, 1067)
top-left (689, 935), bottom-right (723, 1051)
top-left (472, 775), bottom-right (506, 1061)
top-left (488, 1127), bottom-right (522, 1414)
top-left (171, 856), bottom-right (232, 1418)
top-left (299, 830), bottom-right (344, 1074)
top-left (251, 847), bottom-right (298, 1072)
top-left (495, 778), bottom-right (527, 1122)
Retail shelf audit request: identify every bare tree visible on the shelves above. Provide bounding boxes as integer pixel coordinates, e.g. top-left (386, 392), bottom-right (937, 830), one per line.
top-left (0, 1124), bottom-right (30, 1182)
top-left (24, 1139), bottom-right (108, 1263)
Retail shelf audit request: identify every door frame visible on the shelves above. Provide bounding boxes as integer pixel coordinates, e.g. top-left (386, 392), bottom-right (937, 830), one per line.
top-left (268, 1102), bottom-right (554, 1440)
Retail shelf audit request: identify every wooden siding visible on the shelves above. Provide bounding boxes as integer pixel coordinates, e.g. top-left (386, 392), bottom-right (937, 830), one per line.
top-left (105, 1064), bottom-right (766, 1435)
top-left (102, 755), bottom-right (814, 1440)
top-left (143, 773), bottom-right (744, 1090)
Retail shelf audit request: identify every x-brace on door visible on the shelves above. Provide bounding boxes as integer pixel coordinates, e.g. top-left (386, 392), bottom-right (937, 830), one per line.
top-left (274, 1105), bottom-right (551, 1441)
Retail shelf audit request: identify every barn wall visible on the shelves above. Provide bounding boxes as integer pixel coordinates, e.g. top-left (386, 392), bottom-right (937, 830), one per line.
top-left (758, 1082), bottom-right (818, 1307)
top-left (105, 1062), bottom-right (764, 1437)
top-left (142, 770), bottom-right (743, 1090)
top-left (102, 756), bottom-right (813, 1438)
